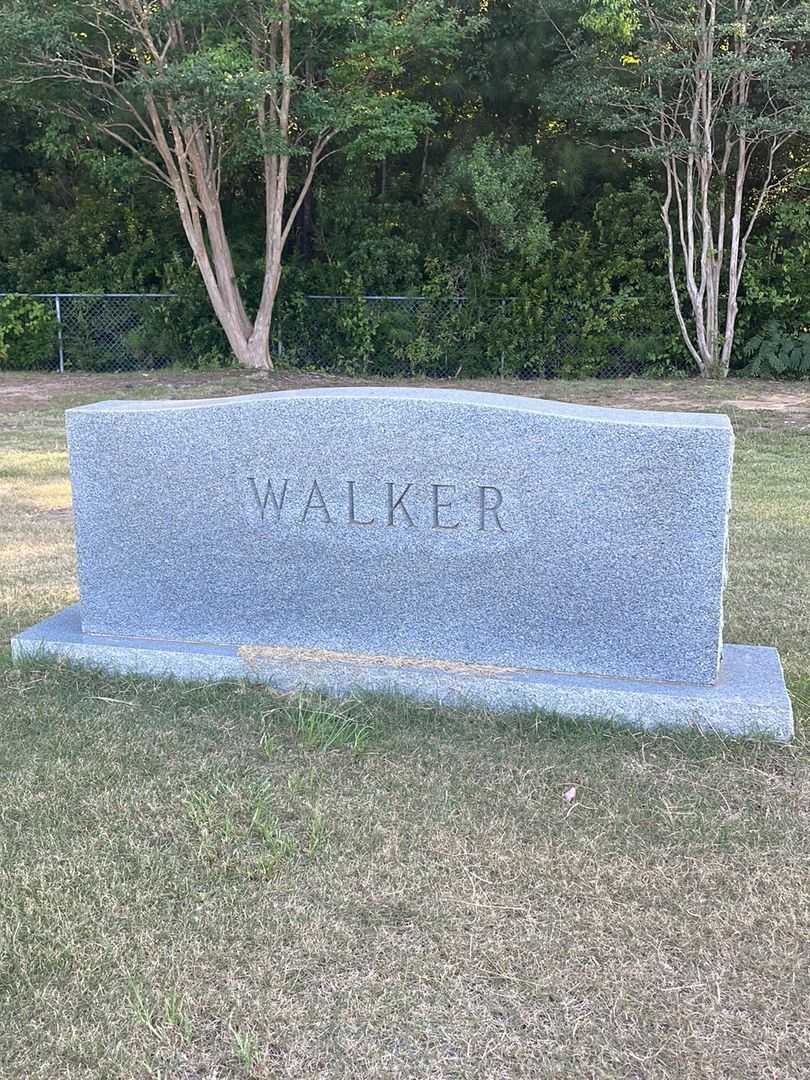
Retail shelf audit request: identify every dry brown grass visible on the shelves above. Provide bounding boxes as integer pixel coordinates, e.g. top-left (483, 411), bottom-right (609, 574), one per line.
top-left (1, 373), bottom-right (808, 1080)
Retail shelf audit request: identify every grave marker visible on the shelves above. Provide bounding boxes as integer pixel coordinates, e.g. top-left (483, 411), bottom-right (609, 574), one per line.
top-left (12, 387), bottom-right (792, 740)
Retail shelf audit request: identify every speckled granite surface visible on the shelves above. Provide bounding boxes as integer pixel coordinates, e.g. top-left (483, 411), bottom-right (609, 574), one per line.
top-left (12, 606), bottom-right (793, 742)
top-left (62, 387), bottom-right (733, 685)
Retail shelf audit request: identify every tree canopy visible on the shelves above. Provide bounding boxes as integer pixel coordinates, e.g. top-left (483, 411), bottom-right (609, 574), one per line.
top-left (1, 0), bottom-right (809, 376)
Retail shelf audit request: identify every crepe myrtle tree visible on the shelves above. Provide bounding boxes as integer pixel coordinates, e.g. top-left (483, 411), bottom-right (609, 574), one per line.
top-left (0, 1), bottom-right (470, 369)
top-left (562, 0), bottom-right (810, 377)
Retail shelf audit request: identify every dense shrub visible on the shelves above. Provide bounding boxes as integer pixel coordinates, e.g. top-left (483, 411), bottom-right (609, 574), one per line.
top-left (740, 320), bottom-right (810, 377)
top-left (529, 185), bottom-right (686, 377)
top-left (1, 117), bottom-right (804, 380)
top-left (0, 294), bottom-right (57, 370)
top-left (736, 200), bottom-right (810, 376)
top-left (270, 184), bottom-right (689, 379)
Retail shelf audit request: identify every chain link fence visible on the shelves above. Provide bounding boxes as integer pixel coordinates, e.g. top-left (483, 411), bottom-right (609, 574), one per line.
top-left (275, 295), bottom-right (649, 379)
top-left (0, 293), bottom-right (181, 373)
top-left (0, 292), bottom-right (666, 377)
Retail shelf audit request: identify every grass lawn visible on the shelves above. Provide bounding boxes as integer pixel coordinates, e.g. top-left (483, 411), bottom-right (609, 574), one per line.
top-left (1, 372), bottom-right (809, 1079)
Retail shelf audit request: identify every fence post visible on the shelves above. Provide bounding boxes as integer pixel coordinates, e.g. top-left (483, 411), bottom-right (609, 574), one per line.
top-left (500, 299), bottom-right (506, 379)
top-left (54, 295), bottom-right (65, 373)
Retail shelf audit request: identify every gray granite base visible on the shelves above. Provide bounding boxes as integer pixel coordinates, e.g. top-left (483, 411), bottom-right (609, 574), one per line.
top-left (11, 605), bottom-right (793, 742)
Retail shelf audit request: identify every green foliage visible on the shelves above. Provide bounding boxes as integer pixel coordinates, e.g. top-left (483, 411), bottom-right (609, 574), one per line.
top-left (0, 4), bottom-right (808, 379)
top-left (333, 301), bottom-right (379, 373)
top-left (430, 136), bottom-right (551, 270)
top-left (0, 0), bottom-right (472, 193)
top-left (54, 297), bottom-right (179, 373)
top-left (281, 693), bottom-right (374, 753)
top-left (739, 200), bottom-right (810, 344)
top-left (517, 184), bottom-right (685, 377)
top-left (550, 0), bottom-right (810, 375)
top-left (0, 0), bottom-right (474, 368)
top-left (0, 294), bottom-right (57, 369)
top-left (264, 184), bottom-right (688, 380)
top-left (580, 0), bottom-right (640, 43)
top-left (740, 320), bottom-right (810, 378)
top-left (0, 105), bottom-right (183, 295)
top-left (158, 260), bottom-right (236, 368)
top-left (561, 0), bottom-right (810, 148)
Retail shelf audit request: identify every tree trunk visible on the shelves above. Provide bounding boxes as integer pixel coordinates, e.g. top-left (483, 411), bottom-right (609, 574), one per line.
top-left (182, 217), bottom-right (276, 371)
top-left (241, 331), bottom-right (274, 369)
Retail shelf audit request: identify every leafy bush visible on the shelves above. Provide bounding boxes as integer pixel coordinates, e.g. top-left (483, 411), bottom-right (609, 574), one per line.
top-left (740, 319), bottom-right (810, 378)
top-left (528, 185), bottom-right (687, 377)
top-left (158, 259), bottom-right (236, 368)
top-left (740, 202), bottom-right (810, 333)
top-left (0, 294), bottom-right (58, 370)
top-left (735, 200), bottom-right (810, 374)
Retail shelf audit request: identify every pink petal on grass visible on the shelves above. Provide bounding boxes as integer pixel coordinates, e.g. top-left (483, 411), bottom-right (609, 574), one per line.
top-left (562, 786), bottom-right (577, 803)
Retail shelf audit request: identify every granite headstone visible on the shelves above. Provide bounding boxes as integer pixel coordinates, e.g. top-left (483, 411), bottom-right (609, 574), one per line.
top-left (12, 387), bottom-right (793, 740)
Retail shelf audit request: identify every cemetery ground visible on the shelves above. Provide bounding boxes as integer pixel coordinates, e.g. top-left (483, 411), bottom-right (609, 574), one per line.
top-left (1, 373), bottom-right (809, 1080)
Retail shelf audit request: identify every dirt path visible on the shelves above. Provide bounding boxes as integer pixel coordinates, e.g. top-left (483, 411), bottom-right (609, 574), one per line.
top-left (2, 369), bottom-right (809, 430)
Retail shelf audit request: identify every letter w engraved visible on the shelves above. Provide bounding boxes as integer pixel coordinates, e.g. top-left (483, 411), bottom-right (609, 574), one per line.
top-left (248, 477), bottom-right (289, 523)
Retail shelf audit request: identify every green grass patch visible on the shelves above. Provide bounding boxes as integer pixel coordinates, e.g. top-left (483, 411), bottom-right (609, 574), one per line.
top-left (1, 375), bottom-right (809, 1078)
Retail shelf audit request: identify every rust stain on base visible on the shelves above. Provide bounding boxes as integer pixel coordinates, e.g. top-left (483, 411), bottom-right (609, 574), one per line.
top-left (239, 644), bottom-right (521, 678)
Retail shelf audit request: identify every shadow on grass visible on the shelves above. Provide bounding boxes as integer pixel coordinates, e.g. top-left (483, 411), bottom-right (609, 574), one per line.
top-left (3, 649), bottom-right (804, 767)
